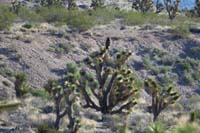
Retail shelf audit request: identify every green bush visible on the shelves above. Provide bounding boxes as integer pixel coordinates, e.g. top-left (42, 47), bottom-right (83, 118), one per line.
top-left (0, 4), bottom-right (16, 30)
top-left (172, 23), bottom-right (190, 38)
top-left (89, 8), bottom-right (117, 25)
top-left (18, 7), bottom-right (42, 23)
top-left (66, 11), bottom-right (95, 32)
top-left (37, 6), bottom-right (68, 23)
top-left (172, 124), bottom-right (199, 133)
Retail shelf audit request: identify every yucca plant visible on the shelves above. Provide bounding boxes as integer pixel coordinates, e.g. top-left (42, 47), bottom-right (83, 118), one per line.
top-left (80, 38), bottom-right (140, 114)
top-left (195, 0), bottom-right (200, 17)
top-left (144, 78), bottom-right (180, 121)
top-left (44, 63), bottom-right (81, 132)
top-left (14, 72), bottom-right (29, 97)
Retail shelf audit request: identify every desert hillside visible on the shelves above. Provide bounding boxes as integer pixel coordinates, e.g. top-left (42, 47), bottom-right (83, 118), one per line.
top-left (0, 0), bottom-right (200, 133)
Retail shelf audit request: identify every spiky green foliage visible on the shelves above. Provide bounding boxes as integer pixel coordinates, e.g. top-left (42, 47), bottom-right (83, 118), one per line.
top-left (80, 38), bottom-right (139, 114)
top-left (44, 63), bottom-right (81, 132)
top-left (147, 122), bottom-right (166, 133)
top-left (164, 0), bottom-right (180, 20)
top-left (91, 0), bottom-right (104, 9)
top-left (132, 0), bottom-right (154, 13)
top-left (14, 72), bottom-right (30, 97)
top-left (190, 110), bottom-right (200, 122)
top-left (144, 78), bottom-right (180, 121)
top-left (0, 100), bottom-right (21, 112)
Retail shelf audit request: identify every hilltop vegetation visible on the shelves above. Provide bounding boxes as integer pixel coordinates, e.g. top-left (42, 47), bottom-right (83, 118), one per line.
top-left (0, 0), bottom-right (200, 132)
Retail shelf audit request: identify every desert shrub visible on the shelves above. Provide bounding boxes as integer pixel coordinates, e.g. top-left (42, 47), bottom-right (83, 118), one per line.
top-left (30, 89), bottom-right (51, 100)
top-left (147, 122), bottom-right (166, 133)
top-left (14, 72), bottom-right (30, 97)
top-left (172, 23), bottom-right (190, 38)
top-left (66, 11), bottom-right (95, 32)
top-left (0, 4), bottom-right (16, 30)
top-left (37, 6), bottom-right (68, 23)
top-left (2, 80), bottom-right (11, 87)
top-left (37, 123), bottom-right (59, 133)
top-left (48, 43), bottom-right (74, 55)
top-left (183, 74), bottom-right (194, 85)
top-left (192, 71), bottom-right (200, 81)
top-left (0, 100), bottom-right (21, 112)
top-left (91, 0), bottom-right (104, 9)
top-left (17, 7), bottom-right (42, 23)
top-left (122, 11), bottom-right (147, 25)
top-left (89, 8), bottom-right (117, 25)
top-left (172, 124), bottom-right (199, 133)
top-left (22, 23), bottom-right (33, 29)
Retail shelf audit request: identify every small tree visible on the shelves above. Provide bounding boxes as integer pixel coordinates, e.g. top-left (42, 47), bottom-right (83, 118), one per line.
top-left (91, 0), bottom-right (104, 9)
top-left (144, 78), bottom-right (180, 121)
top-left (164, 0), bottom-right (181, 20)
top-left (44, 63), bottom-right (81, 132)
top-left (132, 0), bottom-right (154, 13)
top-left (80, 38), bottom-right (139, 114)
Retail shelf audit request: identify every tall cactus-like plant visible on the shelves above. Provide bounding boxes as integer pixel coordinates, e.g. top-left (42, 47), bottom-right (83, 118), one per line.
top-left (195, 0), bottom-right (200, 17)
top-left (132, 0), bottom-right (154, 13)
top-left (164, 0), bottom-right (181, 20)
top-left (44, 63), bottom-right (81, 132)
top-left (144, 78), bottom-right (180, 121)
top-left (80, 38), bottom-right (139, 114)
top-left (155, 0), bottom-right (165, 13)
top-left (10, 0), bottom-right (21, 14)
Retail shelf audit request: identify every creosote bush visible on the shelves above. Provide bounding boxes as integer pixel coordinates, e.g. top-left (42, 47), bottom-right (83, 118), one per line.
top-left (80, 38), bottom-right (139, 114)
top-left (44, 63), bottom-right (81, 132)
top-left (145, 78), bottom-right (180, 121)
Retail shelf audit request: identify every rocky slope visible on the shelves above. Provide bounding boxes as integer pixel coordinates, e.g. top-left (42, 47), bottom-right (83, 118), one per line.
top-left (0, 18), bottom-right (200, 132)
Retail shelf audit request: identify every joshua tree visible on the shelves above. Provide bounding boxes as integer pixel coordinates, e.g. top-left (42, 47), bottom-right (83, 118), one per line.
top-left (91, 0), bottom-right (104, 9)
top-left (80, 38), bottom-right (139, 114)
top-left (164, 0), bottom-right (181, 20)
top-left (194, 0), bottom-right (200, 17)
top-left (132, 0), bottom-right (154, 13)
top-left (144, 78), bottom-right (180, 121)
top-left (44, 63), bottom-right (81, 132)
